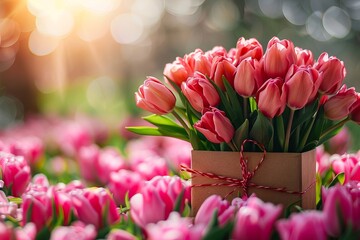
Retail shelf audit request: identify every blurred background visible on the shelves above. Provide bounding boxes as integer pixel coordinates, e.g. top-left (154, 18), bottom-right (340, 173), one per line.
top-left (1, 0), bottom-right (360, 143)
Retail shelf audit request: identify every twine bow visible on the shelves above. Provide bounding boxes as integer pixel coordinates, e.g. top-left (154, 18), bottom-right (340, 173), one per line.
top-left (181, 139), bottom-right (313, 199)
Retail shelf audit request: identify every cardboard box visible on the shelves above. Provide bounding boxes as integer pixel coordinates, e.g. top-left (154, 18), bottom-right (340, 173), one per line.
top-left (190, 150), bottom-right (316, 215)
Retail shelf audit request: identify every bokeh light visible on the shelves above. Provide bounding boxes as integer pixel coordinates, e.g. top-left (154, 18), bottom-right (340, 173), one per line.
top-left (111, 13), bottom-right (144, 44)
top-left (323, 6), bottom-right (351, 39)
top-left (28, 30), bottom-right (60, 56)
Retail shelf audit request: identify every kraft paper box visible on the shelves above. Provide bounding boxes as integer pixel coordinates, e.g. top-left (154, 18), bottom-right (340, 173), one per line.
top-left (190, 150), bottom-right (316, 215)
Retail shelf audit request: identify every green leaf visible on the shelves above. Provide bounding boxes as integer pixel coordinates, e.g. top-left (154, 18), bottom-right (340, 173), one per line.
top-left (274, 115), bottom-right (285, 150)
top-left (173, 189), bottom-right (185, 213)
top-left (223, 78), bottom-right (243, 126)
top-left (8, 197), bottom-right (22, 204)
top-left (249, 111), bottom-right (274, 149)
top-left (126, 126), bottom-right (189, 141)
top-left (249, 97), bottom-right (258, 112)
top-left (302, 140), bottom-right (319, 152)
top-left (292, 99), bottom-right (319, 133)
top-left (234, 119), bottom-right (249, 149)
top-left (143, 114), bottom-right (188, 136)
top-left (318, 124), bottom-right (343, 146)
top-left (328, 172), bottom-right (345, 187)
top-left (203, 211), bottom-right (234, 240)
top-left (181, 203), bottom-right (191, 217)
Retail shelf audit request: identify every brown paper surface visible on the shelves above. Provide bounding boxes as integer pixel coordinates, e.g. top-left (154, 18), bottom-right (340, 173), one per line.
top-left (191, 150), bottom-right (316, 215)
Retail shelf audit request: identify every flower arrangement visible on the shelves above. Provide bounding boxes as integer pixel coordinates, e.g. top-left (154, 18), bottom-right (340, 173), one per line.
top-left (128, 36), bottom-right (359, 152)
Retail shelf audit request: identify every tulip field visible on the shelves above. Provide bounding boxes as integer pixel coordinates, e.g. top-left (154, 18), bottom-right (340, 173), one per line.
top-left (0, 114), bottom-right (358, 239)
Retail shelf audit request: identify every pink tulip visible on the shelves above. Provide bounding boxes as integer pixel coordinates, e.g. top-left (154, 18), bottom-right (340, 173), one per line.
top-left (234, 58), bottom-right (263, 98)
top-left (327, 127), bottom-right (351, 154)
top-left (256, 78), bottom-right (287, 118)
top-left (181, 72), bottom-right (220, 113)
top-left (22, 189), bottom-right (53, 232)
top-left (146, 212), bottom-right (204, 240)
top-left (210, 56), bottom-right (236, 90)
top-left (71, 188), bottom-right (120, 229)
top-left (233, 37), bottom-right (263, 66)
top-left (277, 211), bottom-right (326, 240)
top-left (194, 108), bottom-right (235, 143)
top-left (163, 58), bottom-right (191, 86)
top-left (160, 137), bottom-right (192, 170)
top-left (344, 181), bottom-right (360, 230)
top-left (0, 152), bottom-right (31, 197)
top-left (322, 185), bottom-right (353, 237)
top-left (331, 154), bottom-right (360, 183)
top-left (52, 189), bottom-right (73, 225)
top-left (232, 197), bottom-right (282, 240)
top-left (96, 147), bottom-right (126, 184)
top-left (5, 137), bottom-right (43, 165)
top-left (130, 184), bottom-right (173, 228)
top-left (0, 222), bottom-right (12, 239)
top-left (107, 229), bottom-right (137, 240)
top-left (207, 46), bottom-right (228, 59)
top-left (131, 155), bottom-right (169, 180)
top-left (283, 65), bottom-right (321, 109)
top-left (324, 85), bottom-right (358, 120)
top-left (315, 52), bottom-right (346, 94)
top-left (350, 95), bottom-right (360, 124)
top-left (50, 222), bottom-right (96, 240)
top-left (194, 195), bottom-right (235, 227)
top-left (135, 77), bottom-right (176, 115)
top-left (316, 146), bottom-right (331, 176)
top-left (295, 47), bottom-right (314, 66)
top-left (16, 223), bottom-right (37, 240)
top-left (147, 176), bottom-right (191, 213)
top-left (185, 49), bottom-right (212, 77)
top-left (108, 169), bottom-right (144, 206)
top-left (263, 37), bottom-right (297, 78)
top-left (0, 190), bottom-right (17, 217)
top-left (77, 145), bottom-right (100, 183)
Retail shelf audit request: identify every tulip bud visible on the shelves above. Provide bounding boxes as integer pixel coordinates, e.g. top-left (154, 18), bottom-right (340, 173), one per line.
top-left (185, 49), bottom-right (212, 77)
top-left (163, 58), bottom-right (191, 86)
top-left (210, 56), bottom-right (236, 90)
top-left (181, 72), bottom-right (220, 113)
top-left (315, 53), bottom-right (346, 94)
top-left (331, 154), bottom-right (360, 183)
top-left (234, 58), bottom-right (263, 98)
top-left (349, 95), bottom-right (360, 124)
top-left (256, 78), bottom-right (286, 118)
top-left (233, 37), bottom-right (263, 66)
top-left (295, 47), bottom-right (314, 66)
top-left (324, 85), bottom-right (358, 120)
top-left (135, 77), bottom-right (176, 115)
top-left (263, 37), bottom-right (297, 78)
top-left (194, 108), bottom-right (235, 143)
top-left (283, 65), bottom-right (321, 109)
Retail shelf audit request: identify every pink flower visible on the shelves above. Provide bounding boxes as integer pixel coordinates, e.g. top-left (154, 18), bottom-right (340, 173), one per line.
top-left (186, 49), bottom-right (212, 77)
top-left (135, 77), bottom-right (176, 115)
top-left (350, 96), bottom-right (360, 124)
top-left (52, 189), bottom-right (73, 225)
top-left (277, 211), bottom-right (326, 240)
top-left (233, 37), bottom-right (263, 66)
top-left (130, 184), bottom-right (173, 228)
top-left (164, 58), bottom-right (191, 86)
top-left (194, 108), bottom-right (235, 143)
top-left (131, 155), bottom-right (169, 181)
top-left (71, 188), bottom-right (120, 229)
top-left (77, 145), bottom-right (100, 183)
top-left (324, 85), bottom-right (358, 120)
top-left (263, 37), bottom-right (296, 78)
top-left (146, 212), bottom-right (204, 240)
top-left (96, 147), bottom-right (126, 184)
top-left (295, 47), bottom-right (314, 66)
top-left (147, 176), bottom-right (190, 213)
top-left (107, 229), bottom-right (137, 240)
top-left (344, 181), bottom-right (360, 230)
top-left (4, 137), bottom-right (43, 165)
top-left (50, 222), bottom-right (96, 240)
top-left (22, 189), bottom-right (53, 232)
top-left (256, 77), bottom-right (287, 118)
top-left (322, 185), bottom-right (353, 237)
top-left (331, 154), bottom-right (360, 183)
top-left (0, 152), bottom-right (31, 197)
top-left (181, 72), bottom-right (220, 113)
top-left (316, 146), bottom-right (331, 175)
top-left (232, 197), bottom-right (282, 240)
top-left (234, 57), bottom-right (263, 98)
top-left (108, 169), bottom-right (144, 206)
top-left (283, 65), bottom-right (321, 109)
top-left (160, 137), bottom-right (192, 170)
top-left (194, 195), bottom-right (235, 227)
top-left (315, 52), bottom-right (346, 94)
top-left (0, 190), bottom-right (17, 217)
top-left (210, 56), bottom-right (236, 90)
top-left (327, 127), bottom-right (351, 154)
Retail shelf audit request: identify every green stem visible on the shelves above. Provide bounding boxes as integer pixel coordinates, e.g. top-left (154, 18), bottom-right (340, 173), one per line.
top-left (297, 116), bottom-right (316, 152)
top-left (172, 111), bottom-right (191, 136)
top-left (228, 140), bottom-right (239, 152)
top-left (243, 97), bottom-right (249, 120)
top-left (284, 109), bottom-right (295, 152)
top-left (320, 117), bottom-right (350, 140)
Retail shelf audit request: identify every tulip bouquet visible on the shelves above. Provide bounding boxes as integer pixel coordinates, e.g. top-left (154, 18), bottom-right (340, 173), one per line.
top-left (128, 36), bottom-right (359, 152)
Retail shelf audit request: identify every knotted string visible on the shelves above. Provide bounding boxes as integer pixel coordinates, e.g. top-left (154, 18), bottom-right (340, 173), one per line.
top-left (181, 139), bottom-right (314, 199)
